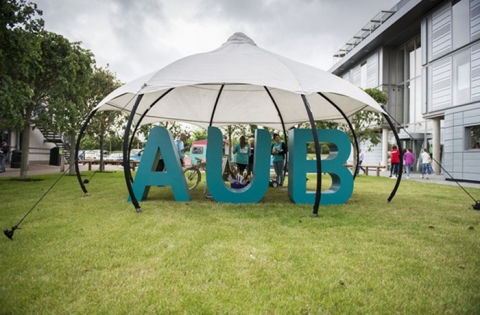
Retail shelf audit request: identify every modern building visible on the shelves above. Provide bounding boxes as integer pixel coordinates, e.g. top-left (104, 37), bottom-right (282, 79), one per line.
top-left (0, 126), bottom-right (58, 166)
top-left (330, 0), bottom-right (480, 182)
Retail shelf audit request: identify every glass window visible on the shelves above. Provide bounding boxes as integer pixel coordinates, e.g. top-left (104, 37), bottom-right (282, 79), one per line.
top-left (192, 147), bottom-right (204, 154)
top-left (396, 48), bottom-right (405, 83)
top-left (452, 0), bottom-right (470, 50)
top-left (467, 126), bottom-right (480, 149)
top-left (395, 85), bottom-right (404, 123)
top-left (453, 49), bottom-right (471, 105)
top-left (408, 79), bottom-right (423, 124)
top-left (360, 62), bottom-right (367, 89)
top-left (406, 81), bottom-right (413, 124)
top-left (404, 38), bottom-right (422, 81)
top-left (406, 40), bottom-right (415, 80)
top-left (415, 37), bottom-right (422, 74)
top-left (397, 36), bottom-right (422, 125)
top-left (415, 78), bottom-right (422, 122)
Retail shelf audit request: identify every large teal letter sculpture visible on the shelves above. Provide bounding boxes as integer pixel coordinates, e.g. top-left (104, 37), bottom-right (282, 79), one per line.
top-left (130, 126), bottom-right (189, 202)
top-left (288, 128), bottom-right (353, 205)
top-left (206, 127), bottom-right (271, 203)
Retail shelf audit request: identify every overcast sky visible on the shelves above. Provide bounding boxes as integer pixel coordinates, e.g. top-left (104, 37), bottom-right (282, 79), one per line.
top-left (34, 0), bottom-right (399, 83)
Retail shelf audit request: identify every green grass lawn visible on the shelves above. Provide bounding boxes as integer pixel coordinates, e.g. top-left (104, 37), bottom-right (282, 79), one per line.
top-left (1, 171), bottom-right (479, 314)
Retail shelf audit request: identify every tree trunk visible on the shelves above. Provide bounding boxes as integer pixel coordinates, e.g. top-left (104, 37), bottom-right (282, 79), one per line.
top-left (19, 106), bottom-right (33, 180)
top-left (69, 131), bottom-right (76, 176)
top-left (99, 125), bottom-right (105, 172)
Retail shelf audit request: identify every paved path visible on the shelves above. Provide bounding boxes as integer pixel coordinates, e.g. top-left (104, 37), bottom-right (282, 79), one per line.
top-left (1, 162), bottom-right (479, 189)
top-left (374, 169), bottom-right (480, 189)
top-left (0, 162), bottom-right (124, 177)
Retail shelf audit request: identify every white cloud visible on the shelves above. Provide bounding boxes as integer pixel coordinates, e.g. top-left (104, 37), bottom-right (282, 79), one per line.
top-left (35, 0), bottom-right (399, 83)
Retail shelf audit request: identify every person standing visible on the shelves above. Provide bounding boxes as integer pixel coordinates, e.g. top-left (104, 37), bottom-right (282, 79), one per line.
top-left (356, 149), bottom-right (365, 175)
top-left (175, 133), bottom-right (187, 167)
top-left (420, 148), bottom-right (431, 179)
top-left (403, 148), bottom-right (415, 179)
top-left (156, 150), bottom-right (165, 172)
top-left (271, 133), bottom-right (287, 186)
top-left (246, 137), bottom-right (255, 179)
top-left (390, 145), bottom-right (400, 178)
top-left (0, 140), bottom-right (9, 173)
top-left (233, 135), bottom-right (250, 175)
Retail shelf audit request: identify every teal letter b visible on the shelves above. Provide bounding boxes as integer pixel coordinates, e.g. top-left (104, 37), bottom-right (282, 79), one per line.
top-left (288, 128), bottom-right (353, 205)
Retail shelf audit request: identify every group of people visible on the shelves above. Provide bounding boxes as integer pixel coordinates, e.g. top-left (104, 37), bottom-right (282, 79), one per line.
top-left (232, 133), bottom-right (287, 187)
top-left (152, 130), bottom-right (442, 184)
top-left (389, 145), bottom-right (433, 179)
top-left (155, 131), bottom-right (288, 189)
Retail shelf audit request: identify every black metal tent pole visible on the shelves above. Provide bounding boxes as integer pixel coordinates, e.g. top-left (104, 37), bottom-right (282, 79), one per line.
top-left (208, 85), bottom-right (289, 186)
top-left (127, 119), bottom-right (143, 183)
top-left (126, 109), bottom-right (151, 183)
top-left (317, 92), bottom-right (361, 180)
top-left (121, 88), bottom-right (176, 212)
top-left (302, 95), bottom-right (322, 217)
top-left (127, 88), bottom-right (176, 184)
top-left (263, 87), bottom-right (288, 179)
top-left (382, 113), bottom-right (403, 202)
top-left (75, 109), bottom-right (98, 195)
top-left (208, 84), bottom-right (225, 126)
top-left (203, 84), bottom-right (225, 194)
top-left (123, 94), bottom-right (144, 213)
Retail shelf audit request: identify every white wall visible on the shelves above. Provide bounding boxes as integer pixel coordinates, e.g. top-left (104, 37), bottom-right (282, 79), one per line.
top-left (28, 129), bottom-right (55, 163)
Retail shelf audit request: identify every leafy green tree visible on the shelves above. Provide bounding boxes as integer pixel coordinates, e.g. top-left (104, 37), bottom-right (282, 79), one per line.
top-left (83, 66), bottom-right (122, 171)
top-left (80, 134), bottom-right (98, 150)
top-left (347, 88), bottom-right (387, 168)
top-left (133, 121), bottom-right (183, 149)
top-left (191, 128), bottom-right (207, 142)
top-left (0, 0), bottom-right (43, 132)
top-left (156, 121), bottom-right (183, 140)
top-left (37, 37), bottom-right (95, 174)
top-left (13, 31), bottom-right (94, 178)
top-left (351, 88), bottom-right (387, 146)
top-left (300, 88), bottom-right (387, 167)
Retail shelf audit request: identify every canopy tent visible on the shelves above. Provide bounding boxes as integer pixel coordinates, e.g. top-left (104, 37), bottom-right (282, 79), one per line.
top-left (93, 33), bottom-right (385, 129)
top-left (76, 32), bottom-right (402, 215)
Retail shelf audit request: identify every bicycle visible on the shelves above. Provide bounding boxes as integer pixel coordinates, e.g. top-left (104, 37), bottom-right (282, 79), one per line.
top-left (183, 157), bottom-right (206, 190)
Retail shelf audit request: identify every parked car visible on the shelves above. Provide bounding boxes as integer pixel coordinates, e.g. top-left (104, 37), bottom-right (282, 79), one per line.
top-left (130, 149), bottom-right (144, 161)
top-left (105, 153), bottom-right (123, 161)
top-left (84, 150), bottom-right (100, 160)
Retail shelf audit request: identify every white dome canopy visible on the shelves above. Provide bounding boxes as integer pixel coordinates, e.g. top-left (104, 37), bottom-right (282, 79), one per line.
top-left (94, 32), bottom-right (385, 130)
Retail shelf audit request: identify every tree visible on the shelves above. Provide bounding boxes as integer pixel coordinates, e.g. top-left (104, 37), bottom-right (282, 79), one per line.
top-left (37, 38), bottom-right (95, 175)
top-left (299, 88), bottom-right (387, 167)
top-left (132, 121), bottom-right (183, 149)
top-left (351, 88), bottom-right (387, 145)
top-left (0, 0), bottom-right (43, 130)
top-left (347, 88), bottom-right (387, 168)
top-left (83, 66), bottom-right (122, 171)
top-left (13, 31), bottom-right (95, 179)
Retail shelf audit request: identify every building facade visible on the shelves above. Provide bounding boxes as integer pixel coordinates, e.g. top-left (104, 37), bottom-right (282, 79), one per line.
top-left (0, 127), bottom-right (56, 165)
top-left (330, 0), bottom-right (480, 182)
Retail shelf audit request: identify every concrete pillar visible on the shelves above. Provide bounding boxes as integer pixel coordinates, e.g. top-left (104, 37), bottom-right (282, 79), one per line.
top-left (432, 118), bottom-right (441, 174)
top-left (382, 128), bottom-right (389, 169)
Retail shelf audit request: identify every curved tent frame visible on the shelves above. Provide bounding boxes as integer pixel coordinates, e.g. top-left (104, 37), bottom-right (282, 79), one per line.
top-left (75, 33), bottom-right (401, 215)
